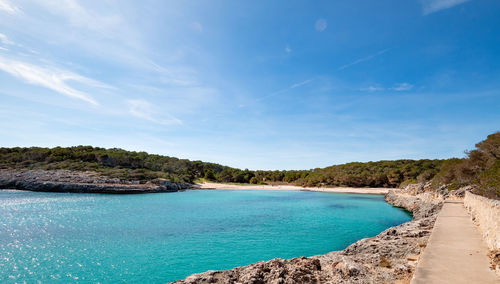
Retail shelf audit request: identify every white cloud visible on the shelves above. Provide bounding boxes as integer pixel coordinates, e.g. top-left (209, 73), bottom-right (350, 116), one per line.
top-left (290, 79), bottom-right (314, 89)
top-left (0, 0), bottom-right (219, 127)
top-left (127, 99), bottom-right (156, 121)
top-left (338, 48), bottom-right (392, 71)
top-left (26, 0), bottom-right (145, 57)
top-left (148, 60), bottom-right (199, 87)
top-left (0, 0), bottom-right (20, 14)
top-left (421, 0), bottom-right (471, 15)
top-left (257, 79), bottom-right (314, 102)
top-left (360, 83), bottom-right (414, 92)
top-left (360, 86), bottom-right (384, 92)
top-left (315, 19), bottom-right (327, 32)
top-left (126, 99), bottom-right (182, 125)
top-left (0, 33), bottom-right (14, 45)
top-left (0, 55), bottom-right (100, 105)
top-left (32, 0), bottom-right (123, 38)
top-left (2, 0), bottom-right (205, 92)
top-left (392, 83), bottom-right (414, 91)
top-left (285, 45), bottom-right (292, 54)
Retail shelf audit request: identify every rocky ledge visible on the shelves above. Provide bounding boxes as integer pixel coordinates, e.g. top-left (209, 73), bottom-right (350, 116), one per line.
top-left (174, 184), bottom-right (444, 284)
top-left (0, 169), bottom-right (191, 194)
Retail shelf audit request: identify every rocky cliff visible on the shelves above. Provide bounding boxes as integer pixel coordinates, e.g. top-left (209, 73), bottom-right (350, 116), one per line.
top-left (174, 186), bottom-right (444, 284)
top-left (0, 169), bottom-right (191, 193)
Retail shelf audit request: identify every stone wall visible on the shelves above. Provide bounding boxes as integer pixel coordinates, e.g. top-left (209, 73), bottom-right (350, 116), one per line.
top-left (464, 192), bottom-right (500, 274)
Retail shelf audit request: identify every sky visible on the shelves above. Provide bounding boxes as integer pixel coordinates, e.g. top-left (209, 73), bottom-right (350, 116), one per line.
top-left (0, 0), bottom-right (499, 170)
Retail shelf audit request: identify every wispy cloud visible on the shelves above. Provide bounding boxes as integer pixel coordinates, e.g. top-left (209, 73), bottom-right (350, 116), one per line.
top-left (0, 0), bottom-right (20, 14)
top-left (338, 48), bottom-right (392, 71)
top-left (148, 60), bottom-right (199, 87)
top-left (0, 33), bottom-right (14, 45)
top-left (0, 0), bottom-right (214, 127)
top-left (126, 99), bottom-right (182, 125)
top-left (257, 79), bottom-right (315, 102)
top-left (421, 0), bottom-right (471, 15)
top-left (0, 55), bottom-right (100, 105)
top-left (290, 79), bottom-right (314, 89)
top-left (360, 82), bottom-right (414, 92)
top-left (285, 45), bottom-right (292, 54)
top-left (360, 86), bottom-right (384, 92)
top-left (392, 82), bottom-right (414, 91)
top-left (32, 0), bottom-right (124, 39)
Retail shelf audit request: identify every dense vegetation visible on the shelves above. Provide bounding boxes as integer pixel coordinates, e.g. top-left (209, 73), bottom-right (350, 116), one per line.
top-left (247, 159), bottom-right (443, 188)
top-left (431, 132), bottom-right (500, 199)
top-left (0, 146), bottom-right (230, 183)
top-left (0, 146), bottom-right (442, 187)
top-left (0, 131), bottom-right (498, 198)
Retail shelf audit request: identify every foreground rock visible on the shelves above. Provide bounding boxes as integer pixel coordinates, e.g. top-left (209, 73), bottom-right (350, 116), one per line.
top-left (0, 169), bottom-right (191, 194)
top-left (174, 187), bottom-right (444, 283)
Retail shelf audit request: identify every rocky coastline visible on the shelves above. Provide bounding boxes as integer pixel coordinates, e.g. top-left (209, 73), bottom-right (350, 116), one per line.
top-left (174, 184), bottom-right (445, 284)
top-left (2, 170), bottom-right (489, 282)
top-left (0, 169), bottom-right (191, 194)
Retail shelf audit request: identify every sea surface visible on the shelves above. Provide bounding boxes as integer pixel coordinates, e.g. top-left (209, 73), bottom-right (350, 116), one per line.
top-left (0, 189), bottom-right (411, 283)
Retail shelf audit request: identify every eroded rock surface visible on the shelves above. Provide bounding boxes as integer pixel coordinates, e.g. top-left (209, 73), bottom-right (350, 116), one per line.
top-left (174, 187), bottom-right (443, 284)
top-left (0, 169), bottom-right (190, 193)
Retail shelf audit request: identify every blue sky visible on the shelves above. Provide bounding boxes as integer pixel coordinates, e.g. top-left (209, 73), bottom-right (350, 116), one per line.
top-left (0, 0), bottom-right (499, 170)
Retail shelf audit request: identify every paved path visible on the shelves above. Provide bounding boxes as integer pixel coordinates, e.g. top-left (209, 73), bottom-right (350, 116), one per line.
top-left (411, 200), bottom-right (499, 284)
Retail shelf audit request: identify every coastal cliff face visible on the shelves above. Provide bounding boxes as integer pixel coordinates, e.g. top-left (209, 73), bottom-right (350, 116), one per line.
top-left (0, 169), bottom-right (191, 193)
top-left (174, 187), bottom-right (443, 284)
top-left (464, 192), bottom-right (500, 275)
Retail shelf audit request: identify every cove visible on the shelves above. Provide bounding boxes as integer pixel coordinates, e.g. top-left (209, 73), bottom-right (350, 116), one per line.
top-left (0, 189), bottom-right (411, 283)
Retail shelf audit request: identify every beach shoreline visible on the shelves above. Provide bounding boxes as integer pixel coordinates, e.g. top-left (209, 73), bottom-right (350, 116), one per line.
top-left (193, 182), bottom-right (390, 195)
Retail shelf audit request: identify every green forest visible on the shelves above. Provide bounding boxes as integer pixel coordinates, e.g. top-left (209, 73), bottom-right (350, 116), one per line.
top-left (1, 132), bottom-right (499, 198)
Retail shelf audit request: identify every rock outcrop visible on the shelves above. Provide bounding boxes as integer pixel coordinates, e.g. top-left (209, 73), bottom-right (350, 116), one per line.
top-left (174, 187), bottom-right (443, 284)
top-left (0, 169), bottom-right (191, 194)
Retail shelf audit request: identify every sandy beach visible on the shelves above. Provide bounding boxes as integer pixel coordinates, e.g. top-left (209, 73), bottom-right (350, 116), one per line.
top-left (194, 182), bottom-right (390, 195)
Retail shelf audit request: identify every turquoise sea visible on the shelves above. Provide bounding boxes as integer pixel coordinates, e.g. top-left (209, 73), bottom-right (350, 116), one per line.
top-left (0, 189), bottom-right (411, 283)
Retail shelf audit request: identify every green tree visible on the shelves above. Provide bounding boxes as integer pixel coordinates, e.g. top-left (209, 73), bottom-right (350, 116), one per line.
top-left (204, 169), bottom-right (216, 181)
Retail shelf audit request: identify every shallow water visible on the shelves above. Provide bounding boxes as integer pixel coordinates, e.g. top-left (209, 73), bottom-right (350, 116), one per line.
top-left (0, 189), bottom-right (411, 282)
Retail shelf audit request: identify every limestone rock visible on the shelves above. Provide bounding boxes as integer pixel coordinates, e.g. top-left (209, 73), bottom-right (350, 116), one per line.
top-left (0, 169), bottom-right (191, 194)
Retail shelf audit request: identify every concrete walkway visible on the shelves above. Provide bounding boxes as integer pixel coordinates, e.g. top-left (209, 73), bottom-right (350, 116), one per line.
top-left (411, 200), bottom-right (499, 284)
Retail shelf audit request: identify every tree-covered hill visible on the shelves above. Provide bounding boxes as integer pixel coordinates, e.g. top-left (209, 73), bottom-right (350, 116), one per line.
top-left (0, 146), bottom-right (230, 183)
top-left (0, 131), bottom-right (498, 198)
top-left (431, 132), bottom-right (500, 199)
top-left (0, 145), bottom-right (441, 188)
